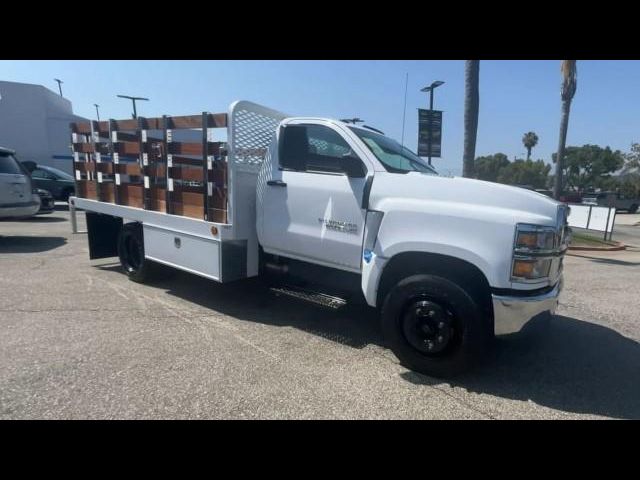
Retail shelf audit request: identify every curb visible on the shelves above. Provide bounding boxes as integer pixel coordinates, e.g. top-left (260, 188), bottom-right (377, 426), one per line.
top-left (568, 241), bottom-right (626, 252)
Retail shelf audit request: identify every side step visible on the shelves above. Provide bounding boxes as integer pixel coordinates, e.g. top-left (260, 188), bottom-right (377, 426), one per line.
top-left (269, 284), bottom-right (347, 309)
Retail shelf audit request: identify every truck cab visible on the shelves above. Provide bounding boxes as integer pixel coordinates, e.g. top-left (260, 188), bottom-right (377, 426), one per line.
top-left (257, 118), bottom-right (569, 376)
top-left (70, 101), bottom-right (569, 378)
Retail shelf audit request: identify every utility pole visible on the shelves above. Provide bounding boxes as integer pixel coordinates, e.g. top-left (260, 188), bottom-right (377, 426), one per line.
top-left (117, 95), bottom-right (149, 119)
top-left (94, 104), bottom-right (100, 122)
top-left (54, 78), bottom-right (64, 97)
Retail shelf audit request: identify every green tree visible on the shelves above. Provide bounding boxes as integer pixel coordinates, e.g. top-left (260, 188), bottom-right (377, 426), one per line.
top-left (474, 153), bottom-right (510, 182)
top-left (463, 60), bottom-right (480, 178)
top-left (552, 145), bottom-right (624, 192)
top-left (522, 132), bottom-right (539, 160)
top-left (615, 142), bottom-right (640, 197)
top-left (622, 142), bottom-right (640, 172)
top-left (553, 60), bottom-right (578, 199)
top-left (497, 159), bottom-right (551, 189)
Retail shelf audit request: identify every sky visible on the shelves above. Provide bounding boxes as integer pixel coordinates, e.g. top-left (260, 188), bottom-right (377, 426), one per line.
top-left (1, 60), bottom-right (639, 176)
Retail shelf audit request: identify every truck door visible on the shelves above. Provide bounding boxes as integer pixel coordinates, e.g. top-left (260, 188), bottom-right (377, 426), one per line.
top-left (260, 123), bottom-right (370, 272)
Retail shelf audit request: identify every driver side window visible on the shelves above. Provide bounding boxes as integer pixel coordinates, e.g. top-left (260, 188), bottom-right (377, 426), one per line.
top-left (306, 125), bottom-right (352, 173)
top-left (31, 169), bottom-right (51, 179)
top-left (280, 124), bottom-right (360, 174)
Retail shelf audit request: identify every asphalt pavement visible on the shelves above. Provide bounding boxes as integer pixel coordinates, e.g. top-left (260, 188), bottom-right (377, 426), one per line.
top-left (1, 206), bottom-right (638, 419)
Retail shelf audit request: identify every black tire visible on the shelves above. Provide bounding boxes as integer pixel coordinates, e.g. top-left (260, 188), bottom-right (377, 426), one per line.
top-left (380, 274), bottom-right (489, 378)
top-left (117, 223), bottom-right (156, 283)
top-left (628, 204), bottom-right (638, 214)
top-left (61, 188), bottom-right (74, 203)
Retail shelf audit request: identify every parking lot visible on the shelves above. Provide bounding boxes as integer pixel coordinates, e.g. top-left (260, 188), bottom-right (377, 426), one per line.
top-left (1, 207), bottom-right (639, 419)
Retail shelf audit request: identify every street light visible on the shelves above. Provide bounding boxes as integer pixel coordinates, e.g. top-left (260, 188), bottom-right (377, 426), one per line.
top-left (94, 104), bottom-right (100, 122)
top-left (116, 94), bottom-right (149, 119)
top-left (54, 78), bottom-right (64, 97)
top-left (420, 80), bottom-right (445, 165)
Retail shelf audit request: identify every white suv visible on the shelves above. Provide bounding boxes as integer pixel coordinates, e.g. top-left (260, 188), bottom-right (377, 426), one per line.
top-left (0, 146), bottom-right (41, 219)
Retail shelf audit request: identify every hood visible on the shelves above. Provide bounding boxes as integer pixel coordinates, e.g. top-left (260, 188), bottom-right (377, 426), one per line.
top-left (369, 172), bottom-right (562, 227)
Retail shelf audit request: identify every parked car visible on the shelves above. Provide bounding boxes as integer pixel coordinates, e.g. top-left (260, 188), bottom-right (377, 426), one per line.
top-left (35, 188), bottom-right (55, 214)
top-left (21, 162), bottom-right (75, 202)
top-left (534, 189), bottom-right (581, 203)
top-left (0, 146), bottom-right (41, 219)
top-left (582, 191), bottom-right (639, 213)
top-left (558, 191), bottom-right (582, 204)
top-left (535, 189), bottom-right (554, 197)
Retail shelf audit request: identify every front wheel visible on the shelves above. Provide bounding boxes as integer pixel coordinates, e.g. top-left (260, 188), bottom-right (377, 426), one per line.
top-left (628, 204), bottom-right (638, 214)
top-left (381, 274), bottom-right (489, 378)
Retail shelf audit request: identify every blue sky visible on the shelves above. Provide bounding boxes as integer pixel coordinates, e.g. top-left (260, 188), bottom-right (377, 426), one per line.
top-left (1, 60), bottom-right (639, 175)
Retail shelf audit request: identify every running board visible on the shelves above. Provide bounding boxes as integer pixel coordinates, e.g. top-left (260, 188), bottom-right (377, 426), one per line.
top-left (269, 285), bottom-right (348, 309)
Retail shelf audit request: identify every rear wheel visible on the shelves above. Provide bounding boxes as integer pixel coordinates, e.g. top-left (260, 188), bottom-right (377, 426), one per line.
top-left (117, 223), bottom-right (157, 283)
top-left (381, 274), bottom-right (489, 378)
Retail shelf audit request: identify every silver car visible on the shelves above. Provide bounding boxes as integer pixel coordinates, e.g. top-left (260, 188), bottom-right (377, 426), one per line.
top-left (0, 146), bottom-right (41, 219)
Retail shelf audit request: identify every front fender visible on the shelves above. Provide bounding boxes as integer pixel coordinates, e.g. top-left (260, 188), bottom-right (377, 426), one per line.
top-left (360, 206), bottom-right (516, 307)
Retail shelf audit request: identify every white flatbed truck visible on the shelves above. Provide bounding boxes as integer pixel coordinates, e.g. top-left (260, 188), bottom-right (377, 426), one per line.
top-left (70, 100), bottom-right (570, 377)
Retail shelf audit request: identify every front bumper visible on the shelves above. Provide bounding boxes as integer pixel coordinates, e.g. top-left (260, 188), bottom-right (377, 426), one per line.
top-left (492, 276), bottom-right (563, 335)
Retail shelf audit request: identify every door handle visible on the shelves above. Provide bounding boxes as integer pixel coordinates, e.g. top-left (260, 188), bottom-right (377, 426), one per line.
top-left (267, 180), bottom-right (287, 187)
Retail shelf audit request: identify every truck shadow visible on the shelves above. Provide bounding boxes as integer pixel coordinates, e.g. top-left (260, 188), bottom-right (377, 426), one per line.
top-left (17, 216), bottom-right (67, 223)
top-left (148, 270), bottom-right (385, 349)
top-left (0, 235), bottom-right (67, 253)
top-left (104, 266), bottom-right (640, 419)
top-left (403, 315), bottom-right (640, 419)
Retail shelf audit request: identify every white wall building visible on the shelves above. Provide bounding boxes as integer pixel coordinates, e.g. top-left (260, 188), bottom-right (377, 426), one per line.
top-left (0, 80), bottom-right (88, 174)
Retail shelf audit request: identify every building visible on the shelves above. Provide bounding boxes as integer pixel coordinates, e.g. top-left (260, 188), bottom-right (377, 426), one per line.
top-left (0, 80), bottom-right (88, 174)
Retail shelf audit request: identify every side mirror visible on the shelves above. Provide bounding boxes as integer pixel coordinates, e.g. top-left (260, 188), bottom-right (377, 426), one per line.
top-left (341, 154), bottom-right (366, 178)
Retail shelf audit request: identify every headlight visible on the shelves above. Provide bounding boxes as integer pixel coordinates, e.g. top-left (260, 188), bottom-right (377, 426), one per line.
top-left (514, 225), bottom-right (556, 253)
top-left (511, 224), bottom-right (562, 283)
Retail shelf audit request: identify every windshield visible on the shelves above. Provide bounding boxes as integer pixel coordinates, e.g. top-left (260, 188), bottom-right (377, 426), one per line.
top-left (348, 127), bottom-right (438, 175)
top-left (42, 165), bottom-right (74, 180)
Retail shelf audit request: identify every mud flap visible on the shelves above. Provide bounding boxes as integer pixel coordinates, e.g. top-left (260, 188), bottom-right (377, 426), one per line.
top-left (86, 212), bottom-right (123, 259)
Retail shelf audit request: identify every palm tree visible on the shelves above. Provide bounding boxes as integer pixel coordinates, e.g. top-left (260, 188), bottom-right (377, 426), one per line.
top-left (553, 60), bottom-right (577, 199)
top-left (463, 60), bottom-right (480, 178)
top-left (522, 131), bottom-right (539, 160)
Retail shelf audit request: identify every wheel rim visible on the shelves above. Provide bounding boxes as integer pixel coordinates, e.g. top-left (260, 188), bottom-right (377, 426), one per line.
top-left (401, 299), bottom-right (457, 355)
top-left (124, 235), bottom-right (142, 272)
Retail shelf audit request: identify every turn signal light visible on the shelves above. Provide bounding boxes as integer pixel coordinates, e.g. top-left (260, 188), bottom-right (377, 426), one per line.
top-left (512, 258), bottom-right (552, 280)
top-left (513, 260), bottom-right (535, 277)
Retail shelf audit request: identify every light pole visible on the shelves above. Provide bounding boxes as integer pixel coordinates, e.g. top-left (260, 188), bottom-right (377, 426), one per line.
top-left (116, 95), bottom-right (149, 119)
top-left (420, 80), bottom-right (445, 165)
top-left (54, 78), bottom-right (64, 97)
top-left (94, 104), bottom-right (100, 122)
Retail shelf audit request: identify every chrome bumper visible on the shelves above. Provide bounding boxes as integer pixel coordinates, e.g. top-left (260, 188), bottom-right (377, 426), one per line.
top-left (492, 276), bottom-right (563, 335)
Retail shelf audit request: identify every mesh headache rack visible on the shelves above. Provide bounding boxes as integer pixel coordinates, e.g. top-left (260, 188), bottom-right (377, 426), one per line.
top-left (70, 112), bottom-right (229, 223)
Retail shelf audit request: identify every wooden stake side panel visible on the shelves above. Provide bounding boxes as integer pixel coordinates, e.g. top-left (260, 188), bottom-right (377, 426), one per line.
top-left (70, 112), bottom-right (229, 223)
